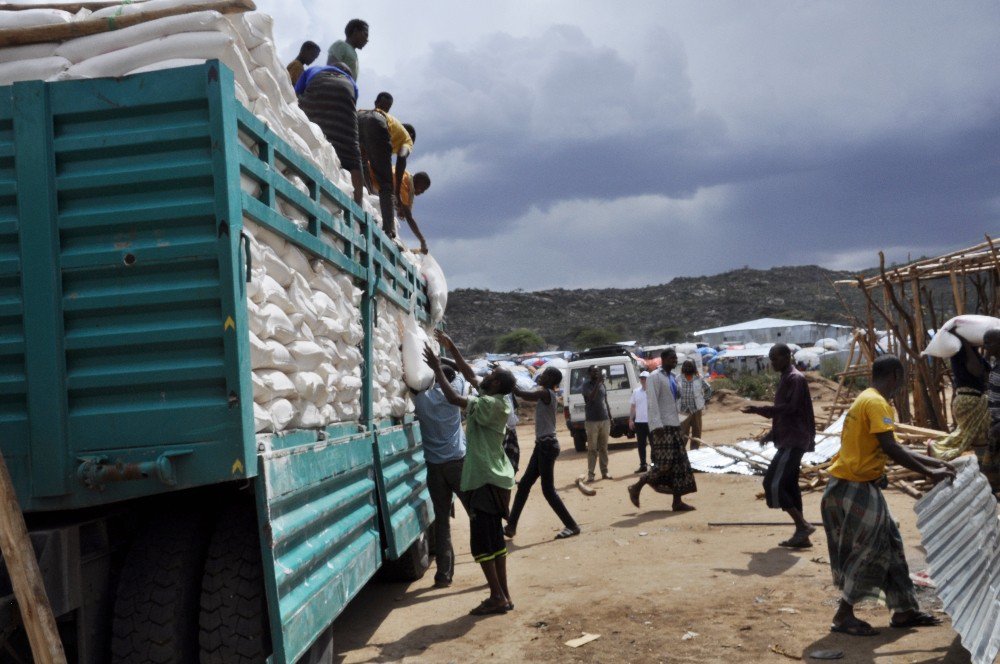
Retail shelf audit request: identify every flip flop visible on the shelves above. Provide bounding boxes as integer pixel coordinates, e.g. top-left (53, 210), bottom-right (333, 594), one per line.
top-left (555, 527), bottom-right (581, 539)
top-left (890, 611), bottom-right (941, 628)
top-left (830, 619), bottom-right (879, 637)
top-left (469, 600), bottom-right (509, 616)
top-left (779, 536), bottom-right (813, 549)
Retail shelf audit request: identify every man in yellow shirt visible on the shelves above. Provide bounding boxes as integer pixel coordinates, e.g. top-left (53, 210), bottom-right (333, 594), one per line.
top-left (285, 41), bottom-right (320, 87)
top-left (822, 355), bottom-right (954, 636)
top-left (358, 92), bottom-right (414, 236)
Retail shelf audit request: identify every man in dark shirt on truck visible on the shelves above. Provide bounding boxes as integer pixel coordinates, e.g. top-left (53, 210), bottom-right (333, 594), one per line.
top-left (742, 343), bottom-right (817, 547)
top-left (581, 366), bottom-right (612, 482)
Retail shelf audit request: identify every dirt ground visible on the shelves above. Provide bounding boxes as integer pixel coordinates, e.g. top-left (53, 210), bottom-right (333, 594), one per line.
top-left (332, 378), bottom-right (970, 664)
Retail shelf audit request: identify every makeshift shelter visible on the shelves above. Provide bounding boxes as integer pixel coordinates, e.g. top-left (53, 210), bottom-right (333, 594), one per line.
top-left (834, 234), bottom-right (1000, 429)
top-left (692, 317), bottom-right (851, 347)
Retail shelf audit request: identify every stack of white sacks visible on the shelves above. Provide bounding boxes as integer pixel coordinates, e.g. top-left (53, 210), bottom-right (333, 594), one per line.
top-left (0, 2), bottom-right (447, 433)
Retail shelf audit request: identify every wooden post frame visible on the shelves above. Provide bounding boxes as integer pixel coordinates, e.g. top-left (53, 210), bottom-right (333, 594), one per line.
top-left (0, 451), bottom-right (67, 664)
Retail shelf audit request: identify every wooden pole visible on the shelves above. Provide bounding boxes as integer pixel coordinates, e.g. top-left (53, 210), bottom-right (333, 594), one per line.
top-left (0, 0), bottom-right (256, 47)
top-left (0, 451), bottom-right (67, 664)
top-left (949, 268), bottom-right (965, 316)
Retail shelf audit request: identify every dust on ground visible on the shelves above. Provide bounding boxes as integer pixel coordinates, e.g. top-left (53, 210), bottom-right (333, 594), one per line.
top-left (332, 381), bottom-right (968, 664)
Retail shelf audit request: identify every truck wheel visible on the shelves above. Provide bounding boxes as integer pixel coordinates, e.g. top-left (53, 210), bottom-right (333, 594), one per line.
top-left (572, 430), bottom-right (587, 452)
top-left (380, 530), bottom-right (431, 582)
top-left (199, 503), bottom-right (271, 663)
top-left (111, 512), bottom-right (210, 664)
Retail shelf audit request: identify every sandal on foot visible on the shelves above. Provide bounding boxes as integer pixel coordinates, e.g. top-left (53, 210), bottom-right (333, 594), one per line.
top-left (627, 484), bottom-right (641, 508)
top-left (890, 611), bottom-right (941, 628)
top-left (779, 535), bottom-right (813, 549)
top-left (469, 600), bottom-right (509, 616)
top-left (503, 525), bottom-right (516, 539)
top-left (830, 618), bottom-right (879, 636)
top-left (555, 526), bottom-right (581, 539)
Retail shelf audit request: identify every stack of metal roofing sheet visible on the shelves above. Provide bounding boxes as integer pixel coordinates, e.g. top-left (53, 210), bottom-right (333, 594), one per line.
top-left (914, 457), bottom-right (1000, 664)
top-left (688, 415), bottom-right (844, 475)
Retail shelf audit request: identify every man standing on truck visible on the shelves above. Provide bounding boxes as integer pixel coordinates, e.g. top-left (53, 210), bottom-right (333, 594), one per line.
top-left (285, 41), bottom-right (321, 87)
top-left (327, 18), bottom-right (368, 80)
top-left (425, 334), bottom-right (518, 616)
top-left (627, 349), bottom-right (697, 511)
top-left (581, 365), bottom-right (612, 482)
top-left (412, 362), bottom-right (470, 589)
top-left (741, 344), bottom-right (817, 548)
top-left (395, 170), bottom-right (431, 254)
top-left (504, 367), bottom-right (582, 540)
top-left (296, 60), bottom-right (365, 206)
top-left (358, 100), bottom-right (413, 236)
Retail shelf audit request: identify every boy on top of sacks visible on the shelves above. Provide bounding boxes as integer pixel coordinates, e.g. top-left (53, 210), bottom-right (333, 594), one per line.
top-left (424, 333), bottom-right (517, 616)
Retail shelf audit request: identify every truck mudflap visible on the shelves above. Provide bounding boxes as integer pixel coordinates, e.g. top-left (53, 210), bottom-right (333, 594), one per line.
top-left (372, 419), bottom-right (433, 561)
top-left (254, 424), bottom-right (380, 664)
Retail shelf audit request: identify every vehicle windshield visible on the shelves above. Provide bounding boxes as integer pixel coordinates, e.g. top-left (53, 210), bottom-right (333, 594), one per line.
top-left (569, 365), bottom-right (631, 393)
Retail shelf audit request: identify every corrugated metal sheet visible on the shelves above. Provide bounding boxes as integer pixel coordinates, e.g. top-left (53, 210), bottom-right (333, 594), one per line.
top-left (688, 415), bottom-right (844, 475)
top-left (914, 456), bottom-right (1000, 664)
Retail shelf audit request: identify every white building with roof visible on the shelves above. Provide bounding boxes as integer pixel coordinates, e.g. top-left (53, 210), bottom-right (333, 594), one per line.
top-left (692, 317), bottom-right (851, 347)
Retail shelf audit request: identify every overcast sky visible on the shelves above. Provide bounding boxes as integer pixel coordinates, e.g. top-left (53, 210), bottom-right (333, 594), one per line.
top-left (260, 1), bottom-right (998, 290)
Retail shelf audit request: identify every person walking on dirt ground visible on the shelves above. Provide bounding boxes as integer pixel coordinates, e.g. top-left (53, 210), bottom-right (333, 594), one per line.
top-left (581, 366), bottom-right (612, 481)
top-left (425, 333), bottom-right (517, 616)
top-left (741, 343), bottom-right (816, 548)
top-left (678, 359), bottom-right (712, 449)
top-left (412, 362), bottom-right (470, 588)
top-left (627, 349), bottom-right (697, 511)
top-left (504, 367), bottom-right (582, 541)
top-left (629, 370), bottom-right (650, 473)
top-left (822, 355), bottom-right (954, 636)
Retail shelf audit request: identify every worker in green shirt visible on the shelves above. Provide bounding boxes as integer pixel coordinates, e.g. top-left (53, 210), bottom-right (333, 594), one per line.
top-left (327, 18), bottom-right (368, 80)
top-left (424, 332), bottom-right (517, 616)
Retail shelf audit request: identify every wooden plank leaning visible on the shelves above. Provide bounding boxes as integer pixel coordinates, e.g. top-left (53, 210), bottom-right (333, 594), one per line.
top-left (0, 0), bottom-right (257, 47)
top-left (0, 449), bottom-right (67, 664)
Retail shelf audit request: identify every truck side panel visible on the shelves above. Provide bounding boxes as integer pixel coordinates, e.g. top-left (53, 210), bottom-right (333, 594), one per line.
top-left (5, 67), bottom-right (253, 512)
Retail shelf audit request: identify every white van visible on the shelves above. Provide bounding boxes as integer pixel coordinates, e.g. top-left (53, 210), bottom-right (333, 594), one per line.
top-left (562, 347), bottom-right (642, 452)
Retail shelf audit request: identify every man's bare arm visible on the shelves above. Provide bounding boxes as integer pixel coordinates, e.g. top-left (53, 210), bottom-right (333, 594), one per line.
top-left (435, 330), bottom-right (479, 386)
top-left (424, 345), bottom-right (468, 408)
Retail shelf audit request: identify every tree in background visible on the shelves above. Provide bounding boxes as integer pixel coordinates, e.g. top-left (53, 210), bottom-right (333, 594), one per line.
top-left (652, 327), bottom-right (685, 343)
top-left (496, 328), bottom-right (546, 354)
top-left (573, 327), bottom-right (619, 349)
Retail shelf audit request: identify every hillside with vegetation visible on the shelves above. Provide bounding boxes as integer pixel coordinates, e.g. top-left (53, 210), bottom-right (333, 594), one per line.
top-left (445, 265), bottom-right (869, 353)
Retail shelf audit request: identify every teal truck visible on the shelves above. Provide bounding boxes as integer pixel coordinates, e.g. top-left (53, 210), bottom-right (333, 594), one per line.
top-left (0, 61), bottom-right (434, 663)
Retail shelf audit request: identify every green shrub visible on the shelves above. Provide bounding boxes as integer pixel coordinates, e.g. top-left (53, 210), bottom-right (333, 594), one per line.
top-left (733, 372), bottom-right (780, 401)
top-left (711, 377), bottom-right (737, 392)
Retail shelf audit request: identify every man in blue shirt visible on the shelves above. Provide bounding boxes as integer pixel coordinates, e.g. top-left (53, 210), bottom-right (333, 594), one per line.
top-left (413, 363), bottom-right (469, 587)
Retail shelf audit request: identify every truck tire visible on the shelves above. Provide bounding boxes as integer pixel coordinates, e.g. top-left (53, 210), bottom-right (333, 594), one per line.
top-left (111, 512), bottom-right (210, 664)
top-left (380, 530), bottom-right (431, 582)
top-left (199, 504), bottom-right (271, 664)
top-left (572, 429), bottom-right (587, 452)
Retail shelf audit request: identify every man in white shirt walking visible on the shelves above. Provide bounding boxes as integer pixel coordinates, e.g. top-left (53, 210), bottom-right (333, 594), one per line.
top-left (627, 349), bottom-right (697, 511)
top-left (629, 371), bottom-right (650, 473)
